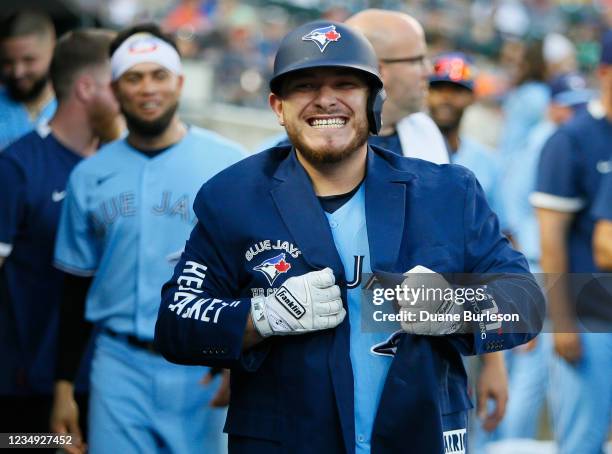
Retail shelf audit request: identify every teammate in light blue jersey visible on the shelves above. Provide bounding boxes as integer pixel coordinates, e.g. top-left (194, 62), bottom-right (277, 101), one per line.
top-left (0, 11), bottom-right (57, 150)
top-left (53, 24), bottom-right (245, 454)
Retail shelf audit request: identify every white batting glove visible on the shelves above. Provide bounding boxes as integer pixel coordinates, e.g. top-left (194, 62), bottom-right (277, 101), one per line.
top-left (398, 265), bottom-right (465, 336)
top-left (250, 268), bottom-right (346, 337)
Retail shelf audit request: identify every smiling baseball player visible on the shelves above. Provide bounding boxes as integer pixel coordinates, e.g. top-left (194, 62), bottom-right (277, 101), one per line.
top-left (52, 23), bottom-right (245, 454)
top-left (155, 21), bottom-right (544, 454)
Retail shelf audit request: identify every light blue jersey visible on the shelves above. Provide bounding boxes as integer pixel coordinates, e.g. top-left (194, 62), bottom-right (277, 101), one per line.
top-left (452, 136), bottom-right (504, 227)
top-left (325, 185), bottom-right (393, 454)
top-left (54, 126), bottom-right (244, 340)
top-left (498, 81), bottom-right (550, 157)
top-left (501, 120), bottom-right (556, 266)
top-left (0, 87), bottom-right (56, 150)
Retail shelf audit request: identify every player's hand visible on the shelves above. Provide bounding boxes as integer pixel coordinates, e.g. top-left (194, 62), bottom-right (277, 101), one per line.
top-left (200, 368), bottom-right (231, 407)
top-left (250, 268), bottom-right (345, 337)
top-left (554, 332), bottom-right (582, 363)
top-left (398, 266), bottom-right (465, 336)
top-left (50, 380), bottom-right (86, 454)
top-left (477, 353), bottom-right (508, 432)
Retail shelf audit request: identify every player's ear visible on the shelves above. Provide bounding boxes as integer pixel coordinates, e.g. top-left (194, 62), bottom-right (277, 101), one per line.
top-left (269, 92), bottom-right (285, 126)
top-left (74, 74), bottom-right (95, 103)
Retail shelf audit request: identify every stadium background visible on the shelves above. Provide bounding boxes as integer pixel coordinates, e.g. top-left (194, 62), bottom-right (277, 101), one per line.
top-left (10, 0), bottom-right (607, 151)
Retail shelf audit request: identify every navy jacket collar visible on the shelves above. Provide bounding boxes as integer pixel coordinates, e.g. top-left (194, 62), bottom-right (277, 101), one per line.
top-left (271, 145), bottom-right (416, 274)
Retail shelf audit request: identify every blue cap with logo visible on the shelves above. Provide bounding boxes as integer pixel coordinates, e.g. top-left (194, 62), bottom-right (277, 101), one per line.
top-left (548, 72), bottom-right (594, 107)
top-left (429, 52), bottom-right (475, 91)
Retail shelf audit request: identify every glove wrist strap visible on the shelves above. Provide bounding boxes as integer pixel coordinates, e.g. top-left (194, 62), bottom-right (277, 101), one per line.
top-left (250, 297), bottom-right (273, 338)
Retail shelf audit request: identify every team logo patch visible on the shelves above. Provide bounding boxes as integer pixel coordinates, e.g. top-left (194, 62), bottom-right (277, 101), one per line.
top-left (302, 25), bottom-right (341, 53)
top-left (253, 253), bottom-right (292, 286)
top-left (129, 36), bottom-right (159, 54)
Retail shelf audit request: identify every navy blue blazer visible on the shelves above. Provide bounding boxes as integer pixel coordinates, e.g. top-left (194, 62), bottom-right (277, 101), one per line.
top-left (155, 145), bottom-right (544, 453)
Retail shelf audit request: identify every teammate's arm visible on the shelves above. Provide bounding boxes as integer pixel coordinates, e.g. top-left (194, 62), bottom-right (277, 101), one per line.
top-left (50, 273), bottom-right (92, 454)
top-left (536, 207), bottom-right (580, 362)
top-left (593, 220), bottom-right (612, 269)
top-left (477, 352), bottom-right (508, 432)
top-left (531, 129), bottom-right (584, 363)
top-left (592, 171), bottom-right (612, 269)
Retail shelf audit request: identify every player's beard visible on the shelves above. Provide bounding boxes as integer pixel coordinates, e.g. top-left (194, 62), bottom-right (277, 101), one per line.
top-left (286, 115), bottom-right (369, 165)
top-left (90, 103), bottom-right (123, 144)
top-left (429, 103), bottom-right (463, 135)
top-left (121, 101), bottom-right (178, 138)
top-left (4, 73), bottom-right (49, 102)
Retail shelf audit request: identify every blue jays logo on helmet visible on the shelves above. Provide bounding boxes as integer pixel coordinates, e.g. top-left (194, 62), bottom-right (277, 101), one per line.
top-left (301, 25), bottom-right (342, 53)
top-left (253, 253), bottom-right (292, 286)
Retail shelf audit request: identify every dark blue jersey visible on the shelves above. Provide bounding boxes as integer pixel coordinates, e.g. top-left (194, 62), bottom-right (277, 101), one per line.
top-left (531, 103), bottom-right (612, 324)
top-left (592, 171), bottom-right (612, 221)
top-left (532, 104), bottom-right (612, 272)
top-left (0, 126), bottom-right (84, 395)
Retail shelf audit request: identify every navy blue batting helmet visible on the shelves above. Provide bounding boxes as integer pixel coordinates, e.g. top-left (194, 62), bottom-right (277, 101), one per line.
top-left (270, 20), bottom-right (386, 135)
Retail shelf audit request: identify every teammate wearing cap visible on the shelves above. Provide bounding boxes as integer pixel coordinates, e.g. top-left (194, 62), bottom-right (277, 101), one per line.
top-left (0, 28), bottom-right (120, 441)
top-left (531, 30), bottom-right (612, 454)
top-left (51, 24), bottom-right (245, 454)
top-left (426, 52), bottom-right (511, 440)
top-left (428, 52), bottom-right (502, 215)
top-left (155, 21), bottom-right (544, 453)
top-left (0, 10), bottom-right (57, 150)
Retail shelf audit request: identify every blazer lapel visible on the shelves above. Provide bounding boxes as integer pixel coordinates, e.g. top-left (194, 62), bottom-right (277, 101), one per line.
top-left (270, 148), bottom-right (355, 452)
top-left (365, 146), bottom-right (414, 272)
top-left (269, 148), bottom-right (345, 277)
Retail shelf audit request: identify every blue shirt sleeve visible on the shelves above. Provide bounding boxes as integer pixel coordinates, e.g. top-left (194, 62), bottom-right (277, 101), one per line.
top-left (592, 172), bottom-right (612, 221)
top-left (530, 129), bottom-right (584, 212)
top-left (53, 171), bottom-right (100, 276)
top-left (0, 155), bottom-right (26, 257)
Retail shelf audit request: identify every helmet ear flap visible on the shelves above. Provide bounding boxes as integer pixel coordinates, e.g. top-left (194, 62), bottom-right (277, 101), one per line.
top-left (368, 87), bottom-right (386, 135)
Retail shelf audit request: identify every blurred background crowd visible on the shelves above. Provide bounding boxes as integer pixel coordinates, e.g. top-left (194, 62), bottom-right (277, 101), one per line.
top-left (11, 0), bottom-right (611, 149)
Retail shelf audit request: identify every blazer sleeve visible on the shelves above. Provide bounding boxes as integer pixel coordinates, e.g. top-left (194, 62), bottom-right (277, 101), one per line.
top-left (450, 171), bottom-right (545, 355)
top-left (154, 183), bottom-right (267, 370)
